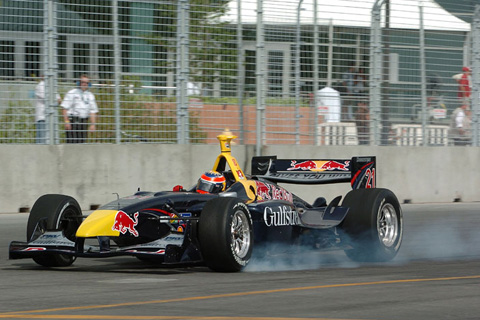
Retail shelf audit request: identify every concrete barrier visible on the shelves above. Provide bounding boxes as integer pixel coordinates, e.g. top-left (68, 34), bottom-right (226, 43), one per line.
top-left (0, 144), bottom-right (478, 213)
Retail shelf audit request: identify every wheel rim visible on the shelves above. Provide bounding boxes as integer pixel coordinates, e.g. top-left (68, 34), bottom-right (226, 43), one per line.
top-left (230, 209), bottom-right (251, 259)
top-left (377, 203), bottom-right (398, 247)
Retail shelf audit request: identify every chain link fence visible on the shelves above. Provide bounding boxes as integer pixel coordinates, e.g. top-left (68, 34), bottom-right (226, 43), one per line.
top-left (0, 0), bottom-right (478, 147)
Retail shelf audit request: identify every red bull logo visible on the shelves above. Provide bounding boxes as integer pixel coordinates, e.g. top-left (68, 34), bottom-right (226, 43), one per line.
top-left (287, 160), bottom-right (317, 171)
top-left (112, 211), bottom-right (139, 237)
top-left (255, 181), bottom-right (271, 200)
top-left (320, 160), bottom-right (350, 171)
top-left (255, 181), bottom-right (293, 202)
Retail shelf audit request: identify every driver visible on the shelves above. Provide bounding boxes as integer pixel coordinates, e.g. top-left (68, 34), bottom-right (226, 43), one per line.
top-left (196, 170), bottom-right (226, 194)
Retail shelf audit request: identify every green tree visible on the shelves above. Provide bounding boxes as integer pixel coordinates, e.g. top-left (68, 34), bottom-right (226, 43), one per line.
top-left (149, 0), bottom-right (237, 89)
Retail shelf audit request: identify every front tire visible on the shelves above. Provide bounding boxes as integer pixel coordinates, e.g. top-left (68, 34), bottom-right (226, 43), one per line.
top-left (340, 188), bottom-right (402, 262)
top-left (199, 197), bottom-right (253, 272)
top-left (27, 194), bottom-right (83, 267)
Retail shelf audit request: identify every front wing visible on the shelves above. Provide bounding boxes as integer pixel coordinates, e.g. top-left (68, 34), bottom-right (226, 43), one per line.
top-left (9, 231), bottom-right (187, 263)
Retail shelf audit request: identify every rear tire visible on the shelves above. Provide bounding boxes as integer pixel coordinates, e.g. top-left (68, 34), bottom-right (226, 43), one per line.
top-left (199, 197), bottom-right (253, 272)
top-left (340, 188), bottom-right (402, 262)
top-left (27, 194), bottom-right (82, 267)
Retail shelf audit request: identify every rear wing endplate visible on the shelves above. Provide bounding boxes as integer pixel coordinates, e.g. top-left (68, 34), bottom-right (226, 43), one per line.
top-left (251, 156), bottom-right (376, 189)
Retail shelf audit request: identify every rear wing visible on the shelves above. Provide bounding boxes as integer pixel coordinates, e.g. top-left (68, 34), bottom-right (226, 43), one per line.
top-left (251, 156), bottom-right (376, 189)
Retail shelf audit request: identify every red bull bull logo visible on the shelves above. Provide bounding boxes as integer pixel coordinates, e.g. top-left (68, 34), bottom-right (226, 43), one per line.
top-left (320, 160), bottom-right (350, 171)
top-left (112, 211), bottom-right (139, 237)
top-left (287, 160), bottom-right (317, 171)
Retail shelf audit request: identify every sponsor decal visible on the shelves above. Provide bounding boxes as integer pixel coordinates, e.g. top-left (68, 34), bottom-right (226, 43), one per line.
top-left (236, 170), bottom-right (245, 180)
top-left (30, 232), bottom-right (75, 246)
top-left (38, 234), bottom-right (61, 239)
top-left (23, 247), bottom-right (46, 251)
top-left (355, 157), bottom-right (373, 163)
top-left (112, 211), bottom-right (139, 237)
top-left (286, 160), bottom-right (350, 172)
top-left (126, 249), bottom-right (166, 255)
top-left (320, 160), bottom-right (350, 171)
top-left (255, 181), bottom-right (293, 202)
top-left (263, 205), bottom-right (300, 227)
top-left (31, 240), bottom-right (75, 246)
top-left (267, 172), bottom-right (349, 181)
top-left (287, 160), bottom-right (317, 171)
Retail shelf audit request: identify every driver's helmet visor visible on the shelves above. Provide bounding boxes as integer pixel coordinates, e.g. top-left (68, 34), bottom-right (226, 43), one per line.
top-left (196, 180), bottom-right (224, 194)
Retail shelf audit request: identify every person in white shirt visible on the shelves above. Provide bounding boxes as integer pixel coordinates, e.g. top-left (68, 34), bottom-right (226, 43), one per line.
top-left (61, 75), bottom-right (98, 143)
top-left (317, 86), bottom-right (341, 123)
top-left (35, 77), bottom-right (61, 144)
top-left (449, 104), bottom-right (471, 146)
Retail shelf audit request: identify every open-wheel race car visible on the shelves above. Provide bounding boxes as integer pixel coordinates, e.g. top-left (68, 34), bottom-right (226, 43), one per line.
top-left (9, 134), bottom-right (402, 272)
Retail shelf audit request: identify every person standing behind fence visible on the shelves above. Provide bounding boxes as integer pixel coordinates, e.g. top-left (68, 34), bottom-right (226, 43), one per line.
top-left (61, 75), bottom-right (98, 143)
top-left (341, 64), bottom-right (356, 120)
top-left (449, 104), bottom-right (471, 146)
top-left (457, 67), bottom-right (471, 105)
top-left (355, 99), bottom-right (370, 145)
top-left (35, 77), bottom-right (61, 144)
top-left (353, 68), bottom-right (368, 99)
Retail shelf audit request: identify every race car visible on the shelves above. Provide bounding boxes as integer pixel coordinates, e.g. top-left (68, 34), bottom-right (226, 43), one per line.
top-left (9, 134), bottom-right (402, 272)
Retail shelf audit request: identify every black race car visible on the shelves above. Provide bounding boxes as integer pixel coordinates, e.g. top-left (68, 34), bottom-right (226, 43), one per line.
top-left (9, 134), bottom-right (402, 272)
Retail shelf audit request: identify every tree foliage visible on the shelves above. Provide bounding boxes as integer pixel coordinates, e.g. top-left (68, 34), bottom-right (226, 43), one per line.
top-left (150, 0), bottom-right (237, 87)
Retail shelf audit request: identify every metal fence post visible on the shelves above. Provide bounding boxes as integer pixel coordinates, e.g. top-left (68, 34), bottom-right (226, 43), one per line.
top-left (295, 0), bottom-right (304, 145)
top-left (256, 0), bottom-right (265, 155)
top-left (313, 0), bottom-right (319, 146)
top-left (237, 0), bottom-right (245, 144)
top-left (177, 0), bottom-right (190, 144)
top-left (472, 5), bottom-right (480, 147)
top-left (44, 0), bottom-right (59, 145)
top-left (113, 0), bottom-right (121, 144)
top-left (370, 0), bottom-right (384, 146)
top-left (419, 3), bottom-right (428, 146)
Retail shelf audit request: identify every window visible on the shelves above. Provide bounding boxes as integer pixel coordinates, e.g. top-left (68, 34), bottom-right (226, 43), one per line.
top-left (0, 41), bottom-right (15, 78)
top-left (25, 41), bottom-right (41, 78)
top-left (99, 44), bottom-right (114, 80)
top-left (73, 43), bottom-right (90, 78)
top-left (268, 50), bottom-right (283, 96)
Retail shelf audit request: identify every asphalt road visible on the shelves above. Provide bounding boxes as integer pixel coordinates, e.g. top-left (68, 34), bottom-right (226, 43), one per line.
top-left (1, 202), bottom-right (480, 320)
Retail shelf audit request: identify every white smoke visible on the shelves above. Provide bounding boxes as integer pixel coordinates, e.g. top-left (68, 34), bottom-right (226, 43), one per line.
top-left (244, 209), bottom-right (480, 272)
top-left (395, 218), bottom-right (480, 262)
top-left (245, 244), bottom-right (359, 272)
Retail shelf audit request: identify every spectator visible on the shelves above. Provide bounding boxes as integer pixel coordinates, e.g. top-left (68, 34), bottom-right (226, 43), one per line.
top-left (341, 64), bottom-right (357, 120)
top-left (342, 64), bottom-right (356, 95)
top-left (187, 81), bottom-right (201, 96)
top-left (61, 75), bottom-right (98, 143)
top-left (317, 86), bottom-right (341, 123)
top-left (353, 68), bottom-right (368, 98)
top-left (449, 104), bottom-right (471, 146)
top-left (355, 99), bottom-right (370, 145)
top-left (34, 77), bottom-right (61, 144)
top-left (457, 67), bottom-right (471, 105)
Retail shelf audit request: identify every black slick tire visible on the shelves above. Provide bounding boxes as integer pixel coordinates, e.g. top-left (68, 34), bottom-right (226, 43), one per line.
top-left (340, 188), bottom-right (403, 262)
top-left (198, 197), bottom-right (253, 272)
top-left (27, 194), bottom-right (83, 267)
